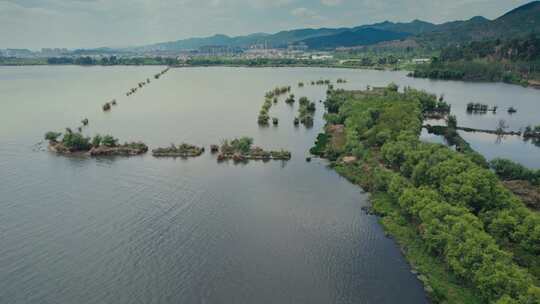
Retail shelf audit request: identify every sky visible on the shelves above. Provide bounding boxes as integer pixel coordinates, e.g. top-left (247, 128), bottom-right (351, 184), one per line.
top-left (0, 0), bottom-right (533, 49)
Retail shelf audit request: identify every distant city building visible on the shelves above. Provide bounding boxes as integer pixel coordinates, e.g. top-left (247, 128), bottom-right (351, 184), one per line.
top-left (198, 45), bottom-right (241, 56)
top-left (249, 41), bottom-right (270, 50)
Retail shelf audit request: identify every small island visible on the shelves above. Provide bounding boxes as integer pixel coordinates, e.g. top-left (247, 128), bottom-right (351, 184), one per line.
top-left (216, 137), bottom-right (291, 162)
top-left (45, 131), bottom-right (148, 156)
top-left (152, 143), bottom-right (205, 158)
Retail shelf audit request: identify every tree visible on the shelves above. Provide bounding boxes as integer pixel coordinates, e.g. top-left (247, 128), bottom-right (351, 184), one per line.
top-left (447, 115), bottom-right (457, 129)
top-left (230, 137), bottom-right (253, 154)
top-left (496, 119), bottom-right (509, 135)
top-left (101, 135), bottom-right (118, 147)
top-left (91, 135), bottom-right (102, 147)
top-left (45, 131), bottom-right (62, 142)
top-left (61, 132), bottom-right (91, 151)
top-left (387, 82), bottom-right (399, 92)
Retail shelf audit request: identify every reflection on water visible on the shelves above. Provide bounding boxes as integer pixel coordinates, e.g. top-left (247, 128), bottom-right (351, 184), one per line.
top-left (420, 128), bottom-right (448, 146)
top-left (459, 131), bottom-right (540, 169)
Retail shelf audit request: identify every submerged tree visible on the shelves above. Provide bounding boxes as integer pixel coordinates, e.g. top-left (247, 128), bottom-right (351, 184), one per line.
top-left (45, 131), bottom-right (62, 142)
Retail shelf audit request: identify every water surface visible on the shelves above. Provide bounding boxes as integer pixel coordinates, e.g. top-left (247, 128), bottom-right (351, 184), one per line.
top-left (1, 66), bottom-right (539, 303)
top-left (1, 66), bottom-right (428, 304)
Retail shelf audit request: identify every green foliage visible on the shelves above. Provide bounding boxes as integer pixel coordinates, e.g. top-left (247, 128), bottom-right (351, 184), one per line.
top-left (447, 115), bottom-right (457, 129)
top-left (439, 35), bottom-right (540, 63)
top-left (221, 137), bottom-right (254, 154)
top-left (61, 131), bottom-right (91, 151)
top-left (47, 56), bottom-right (181, 66)
top-left (91, 135), bottom-right (102, 147)
top-left (387, 82), bottom-right (399, 92)
top-left (490, 158), bottom-right (540, 185)
top-left (310, 133), bottom-right (330, 156)
top-left (297, 97), bottom-right (315, 127)
top-left (423, 125), bottom-right (488, 167)
top-left (318, 85), bottom-right (540, 303)
top-left (370, 193), bottom-right (484, 304)
top-left (412, 35), bottom-right (540, 86)
top-left (101, 135), bottom-right (119, 147)
top-left (44, 131), bottom-right (62, 142)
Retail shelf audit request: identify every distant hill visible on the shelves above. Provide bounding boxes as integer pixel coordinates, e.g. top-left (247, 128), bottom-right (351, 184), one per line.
top-left (133, 20), bottom-right (434, 51)
top-left (130, 1), bottom-right (540, 51)
top-left (493, 1), bottom-right (540, 35)
top-left (354, 20), bottom-right (437, 35)
top-left (137, 33), bottom-right (270, 52)
top-left (300, 28), bottom-right (410, 49)
top-left (417, 1), bottom-right (540, 46)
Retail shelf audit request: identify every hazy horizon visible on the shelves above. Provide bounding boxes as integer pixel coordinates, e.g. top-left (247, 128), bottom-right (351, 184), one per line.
top-left (0, 0), bottom-right (532, 50)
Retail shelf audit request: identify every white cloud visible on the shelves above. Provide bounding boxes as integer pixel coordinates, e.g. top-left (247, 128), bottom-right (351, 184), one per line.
top-left (0, 0), bottom-right (533, 49)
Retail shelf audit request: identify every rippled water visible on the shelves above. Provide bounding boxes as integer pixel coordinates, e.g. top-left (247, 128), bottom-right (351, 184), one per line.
top-left (0, 66), bottom-right (538, 303)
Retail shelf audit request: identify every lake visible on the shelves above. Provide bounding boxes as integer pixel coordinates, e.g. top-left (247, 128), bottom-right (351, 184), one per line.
top-left (0, 66), bottom-right (538, 304)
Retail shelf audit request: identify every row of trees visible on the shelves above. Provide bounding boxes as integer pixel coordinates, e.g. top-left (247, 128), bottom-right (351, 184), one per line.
top-left (411, 34), bottom-right (540, 85)
top-left (411, 60), bottom-right (526, 84)
top-left (340, 56), bottom-right (399, 67)
top-left (47, 56), bottom-right (180, 66)
top-left (317, 85), bottom-right (540, 303)
top-left (490, 158), bottom-right (540, 185)
top-left (185, 57), bottom-right (331, 67)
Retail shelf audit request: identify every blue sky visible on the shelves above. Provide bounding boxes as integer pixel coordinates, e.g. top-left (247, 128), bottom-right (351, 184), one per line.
top-left (0, 0), bottom-right (532, 49)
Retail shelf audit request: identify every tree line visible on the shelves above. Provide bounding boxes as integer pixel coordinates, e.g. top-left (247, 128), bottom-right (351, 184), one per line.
top-left (314, 85), bottom-right (540, 303)
top-left (47, 56), bottom-right (180, 66)
top-left (410, 34), bottom-right (540, 86)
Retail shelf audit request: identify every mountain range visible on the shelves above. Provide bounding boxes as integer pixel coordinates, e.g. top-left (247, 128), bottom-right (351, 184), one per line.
top-left (131, 1), bottom-right (540, 52)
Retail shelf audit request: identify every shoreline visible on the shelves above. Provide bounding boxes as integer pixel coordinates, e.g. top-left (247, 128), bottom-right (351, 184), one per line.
top-left (5, 63), bottom-right (539, 89)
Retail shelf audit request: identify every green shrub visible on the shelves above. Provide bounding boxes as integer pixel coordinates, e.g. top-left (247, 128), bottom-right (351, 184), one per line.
top-left (62, 132), bottom-right (91, 151)
top-left (45, 131), bottom-right (62, 142)
top-left (91, 135), bottom-right (102, 147)
top-left (101, 135), bottom-right (118, 147)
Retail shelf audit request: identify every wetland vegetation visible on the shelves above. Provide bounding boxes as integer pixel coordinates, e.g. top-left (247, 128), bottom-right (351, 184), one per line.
top-left (152, 143), bottom-right (205, 158)
top-left (311, 84), bottom-right (540, 303)
top-left (216, 137), bottom-right (291, 162)
top-left (297, 96), bottom-right (316, 127)
top-left (45, 130), bottom-right (148, 156)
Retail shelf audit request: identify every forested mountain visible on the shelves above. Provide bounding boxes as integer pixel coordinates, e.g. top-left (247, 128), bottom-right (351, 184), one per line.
top-left (300, 28), bottom-right (410, 49)
top-left (418, 1), bottom-right (540, 46)
top-left (439, 35), bottom-right (540, 62)
top-left (132, 20), bottom-right (435, 51)
top-left (353, 20), bottom-right (437, 35)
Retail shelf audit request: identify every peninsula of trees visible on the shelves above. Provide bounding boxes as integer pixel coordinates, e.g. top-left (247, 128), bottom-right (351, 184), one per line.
top-left (311, 84), bottom-right (540, 303)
